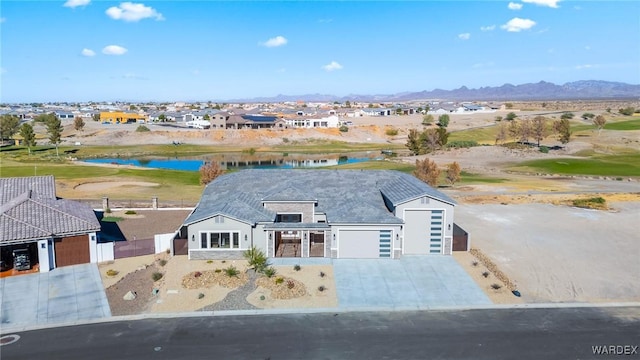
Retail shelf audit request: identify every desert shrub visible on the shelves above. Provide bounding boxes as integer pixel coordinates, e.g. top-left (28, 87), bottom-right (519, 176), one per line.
top-left (259, 295), bottom-right (265, 301)
top-left (124, 210), bottom-right (137, 215)
top-left (158, 259), bottom-right (167, 267)
top-left (214, 269), bottom-right (222, 273)
top-left (318, 285), bottom-right (326, 292)
top-left (282, 138), bottom-right (289, 143)
top-left (106, 269), bottom-right (119, 277)
top-left (339, 125), bottom-right (349, 132)
top-left (221, 260), bottom-right (226, 263)
top-left (482, 271), bottom-right (490, 278)
top-left (244, 246), bottom-right (269, 273)
top-left (207, 260), bottom-right (213, 264)
top-left (293, 264), bottom-right (301, 271)
top-left (275, 277), bottom-right (284, 285)
top-left (446, 140), bottom-right (478, 149)
top-left (224, 265), bottom-right (239, 277)
top-left (198, 293), bottom-right (205, 299)
top-left (472, 261), bottom-right (479, 267)
top-left (319, 271), bottom-right (326, 278)
top-left (572, 197), bottom-right (607, 209)
top-left (385, 128), bottom-right (398, 136)
top-left (199, 161), bottom-right (224, 185)
top-left (242, 148), bottom-right (256, 155)
top-left (152, 272), bottom-right (163, 281)
top-left (105, 207), bottom-right (112, 214)
top-left (490, 283), bottom-right (502, 290)
top-left (539, 145), bottom-right (549, 153)
top-left (286, 280), bottom-right (295, 289)
top-left (264, 267), bottom-right (277, 278)
top-left (136, 125), bottom-right (150, 132)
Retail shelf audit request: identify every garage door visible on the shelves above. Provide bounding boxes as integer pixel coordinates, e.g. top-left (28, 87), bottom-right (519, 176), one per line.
top-left (55, 235), bottom-right (90, 267)
top-left (338, 230), bottom-right (391, 258)
top-left (404, 209), bottom-right (443, 255)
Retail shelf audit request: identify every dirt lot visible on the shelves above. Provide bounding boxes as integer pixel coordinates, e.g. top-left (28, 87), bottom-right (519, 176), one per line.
top-left (454, 202), bottom-right (640, 303)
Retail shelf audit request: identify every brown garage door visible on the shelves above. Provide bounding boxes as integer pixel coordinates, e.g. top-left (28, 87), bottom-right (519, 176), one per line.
top-left (55, 235), bottom-right (90, 267)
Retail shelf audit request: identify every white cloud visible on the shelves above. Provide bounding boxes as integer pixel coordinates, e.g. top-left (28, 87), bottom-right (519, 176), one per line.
top-left (81, 48), bottom-right (96, 57)
top-left (480, 25), bottom-right (495, 32)
top-left (522, 0), bottom-right (560, 8)
top-left (261, 36), bottom-right (288, 48)
top-left (63, 0), bottom-right (90, 8)
top-left (322, 61), bottom-right (343, 72)
top-left (102, 45), bottom-right (128, 55)
top-left (508, 2), bottom-right (523, 10)
top-left (501, 18), bottom-right (536, 32)
top-left (458, 33), bottom-right (470, 40)
top-left (106, 2), bottom-right (164, 22)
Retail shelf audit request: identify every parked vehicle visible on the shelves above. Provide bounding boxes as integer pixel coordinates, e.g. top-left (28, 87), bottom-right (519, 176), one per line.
top-left (13, 249), bottom-right (31, 271)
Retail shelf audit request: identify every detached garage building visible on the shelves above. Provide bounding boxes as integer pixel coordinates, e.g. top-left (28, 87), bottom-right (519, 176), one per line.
top-left (178, 169), bottom-right (458, 260)
top-left (0, 176), bottom-right (101, 274)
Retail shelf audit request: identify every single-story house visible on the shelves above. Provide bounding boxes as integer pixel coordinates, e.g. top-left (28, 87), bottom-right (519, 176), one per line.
top-left (177, 169), bottom-right (457, 260)
top-left (0, 176), bottom-right (101, 274)
top-left (284, 115), bottom-right (340, 128)
top-left (100, 111), bottom-right (148, 124)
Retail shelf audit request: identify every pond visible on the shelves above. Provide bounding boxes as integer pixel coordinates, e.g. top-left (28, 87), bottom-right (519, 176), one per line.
top-left (83, 152), bottom-right (385, 171)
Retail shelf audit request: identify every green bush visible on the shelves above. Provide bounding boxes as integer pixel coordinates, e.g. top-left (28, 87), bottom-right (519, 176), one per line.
top-left (136, 125), bottom-right (150, 132)
top-left (264, 267), bottom-right (277, 278)
top-left (539, 146), bottom-right (549, 153)
top-left (446, 140), bottom-right (478, 149)
top-left (293, 264), bottom-right (301, 271)
top-left (198, 293), bottom-right (205, 299)
top-left (572, 197), bottom-right (607, 209)
top-left (275, 277), bottom-right (284, 285)
top-left (385, 128), bottom-right (398, 136)
top-left (158, 259), bottom-right (167, 267)
top-left (243, 246), bottom-right (270, 273)
top-left (106, 269), bottom-right (119, 277)
top-left (124, 210), bottom-right (137, 215)
top-left (339, 125), bottom-right (349, 132)
top-left (224, 265), bottom-right (239, 277)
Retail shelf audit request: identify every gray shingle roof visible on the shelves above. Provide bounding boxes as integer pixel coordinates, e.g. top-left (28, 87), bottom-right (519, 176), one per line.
top-left (0, 176), bottom-right (101, 243)
top-left (184, 170), bottom-right (455, 226)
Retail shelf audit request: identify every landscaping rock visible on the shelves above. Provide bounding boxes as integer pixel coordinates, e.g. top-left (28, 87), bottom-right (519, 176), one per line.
top-left (123, 291), bottom-right (137, 300)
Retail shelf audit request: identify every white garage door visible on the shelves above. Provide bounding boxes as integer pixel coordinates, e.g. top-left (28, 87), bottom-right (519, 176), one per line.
top-left (338, 229), bottom-right (391, 258)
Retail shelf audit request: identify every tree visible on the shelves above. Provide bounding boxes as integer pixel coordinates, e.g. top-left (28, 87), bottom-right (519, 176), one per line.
top-left (34, 113), bottom-right (57, 124)
top-left (436, 127), bottom-right (449, 147)
top-left (553, 118), bottom-right (571, 144)
top-left (129, 104), bottom-right (137, 111)
top-left (74, 116), bottom-right (85, 131)
top-left (0, 114), bottom-right (20, 142)
top-left (420, 128), bottom-right (441, 153)
top-left (345, 100), bottom-right (351, 108)
top-left (494, 115), bottom-right (503, 122)
top-left (396, 107), bottom-right (403, 115)
top-left (203, 114), bottom-right (211, 121)
top-left (508, 119), bottom-right (519, 140)
top-left (505, 103), bottom-right (514, 109)
top-left (560, 112), bottom-right (574, 120)
top-left (518, 119), bottom-right (532, 144)
top-left (417, 107), bottom-right (423, 113)
top-left (413, 158), bottom-right (440, 187)
top-left (446, 162), bottom-right (461, 186)
top-left (505, 112), bottom-right (517, 121)
top-left (581, 113), bottom-right (595, 120)
top-left (422, 114), bottom-right (434, 126)
top-left (158, 114), bottom-right (167, 122)
top-left (405, 129), bottom-right (422, 155)
top-left (619, 107), bottom-right (635, 116)
top-left (19, 123), bottom-right (36, 154)
top-left (593, 115), bottom-right (606, 135)
top-left (531, 116), bottom-right (548, 147)
top-left (46, 116), bottom-right (63, 157)
top-left (437, 114), bottom-right (450, 128)
top-left (92, 113), bottom-right (100, 122)
top-left (199, 161), bottom-right (225, 185)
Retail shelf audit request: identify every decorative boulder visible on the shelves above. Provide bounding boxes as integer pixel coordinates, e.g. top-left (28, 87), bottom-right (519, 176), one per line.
top-left (123, 291), bottom-right (137, 300)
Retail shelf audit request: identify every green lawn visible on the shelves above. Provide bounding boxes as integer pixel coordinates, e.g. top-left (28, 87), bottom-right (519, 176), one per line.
top-left (511, 153), bottom-right (640, 177)
top-left (458, 171), bottom-right (507, 184)
top-left (328, 160), bottom-right (415, 172)
top-left (571, 118), bottom-right (640, 133)
top-left (448, 126), bottom-right (498, 144)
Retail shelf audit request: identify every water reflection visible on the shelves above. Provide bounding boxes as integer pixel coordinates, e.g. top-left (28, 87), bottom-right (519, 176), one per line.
top-left (84, 152), bottom-right (382, 171)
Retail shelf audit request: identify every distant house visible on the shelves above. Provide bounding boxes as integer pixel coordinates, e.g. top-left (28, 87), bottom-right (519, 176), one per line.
top-left (362, 108), bottom-right (393, 116)
top-left (54, 111), bottom-right (76, 120)
top-left (177, 170), bottom-right (457, 260)
top-left (0, 176), bottom-right (101, 274)
top-left (284, 115), bottom-right (340, 128)
top-left (100, 111), bottom-right (148, 124)
top-left (225, 115), bottom-right (286, 129)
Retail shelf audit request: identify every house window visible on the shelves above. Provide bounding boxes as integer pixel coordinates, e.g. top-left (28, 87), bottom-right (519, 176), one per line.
top-left (276, 213), bottom-right (302, 223)
top-left (200, 231), bottom-right (240, 249)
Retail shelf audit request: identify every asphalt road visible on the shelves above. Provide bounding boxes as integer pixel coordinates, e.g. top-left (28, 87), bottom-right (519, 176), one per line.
top-left (2, 307), bottom-right (639, 360)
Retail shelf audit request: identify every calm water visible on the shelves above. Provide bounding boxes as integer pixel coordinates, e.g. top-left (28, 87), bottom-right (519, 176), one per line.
top-left (84, 152), bottom-right (383, 171)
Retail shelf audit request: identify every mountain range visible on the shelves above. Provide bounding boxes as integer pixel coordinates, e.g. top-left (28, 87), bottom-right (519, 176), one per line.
top-left (232, 80), bottom-right (640, 103)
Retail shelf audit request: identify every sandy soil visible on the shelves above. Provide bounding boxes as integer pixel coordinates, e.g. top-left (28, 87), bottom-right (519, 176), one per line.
top-left (452, 252), bottom-right (524, 304)
top-left (74, 180), bottom-right (160, 192)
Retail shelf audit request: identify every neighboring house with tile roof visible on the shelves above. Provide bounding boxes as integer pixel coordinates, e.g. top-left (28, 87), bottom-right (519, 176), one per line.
top-left (0, 176), bottom-right (101, 274)
top-left (178, 170), bottom-right (458, 260)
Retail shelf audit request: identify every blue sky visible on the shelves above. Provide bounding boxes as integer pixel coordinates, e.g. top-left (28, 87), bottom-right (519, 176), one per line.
top-left (1, 0), bottom-right (639, 102)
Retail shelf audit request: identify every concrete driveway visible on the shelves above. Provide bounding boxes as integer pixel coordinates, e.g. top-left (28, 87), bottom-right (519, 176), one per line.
top-left (333, 256), bottom-right (491, 309)
top-left (0, 263), bottom-right (111, 332)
